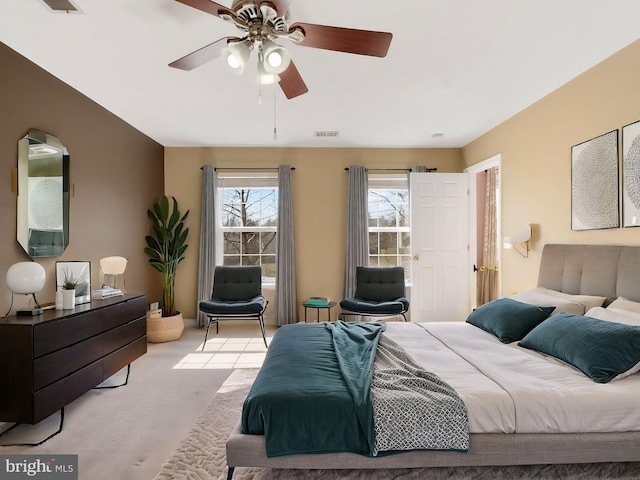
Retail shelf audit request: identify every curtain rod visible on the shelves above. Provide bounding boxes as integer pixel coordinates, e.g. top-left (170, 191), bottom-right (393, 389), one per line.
top-left (343, 167), bottom-right (438, 172)
top-left (344, 167), bottom-right (411, 172)
top-left (200, 167), bottom-right (295, 171)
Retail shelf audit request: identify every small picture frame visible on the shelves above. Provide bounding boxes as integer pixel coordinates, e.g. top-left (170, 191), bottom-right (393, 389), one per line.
top-left (56, 261), bottom-right (91, 305)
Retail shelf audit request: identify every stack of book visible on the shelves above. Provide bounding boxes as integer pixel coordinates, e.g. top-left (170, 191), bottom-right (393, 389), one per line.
top-left (91, 287), bottom-right (123, 299)
top-left (304, 297), bottom-right (331, 307)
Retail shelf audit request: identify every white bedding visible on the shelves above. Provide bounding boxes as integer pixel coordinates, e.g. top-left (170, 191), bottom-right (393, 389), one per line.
top-left (383, 321), bottom-right (640, 434)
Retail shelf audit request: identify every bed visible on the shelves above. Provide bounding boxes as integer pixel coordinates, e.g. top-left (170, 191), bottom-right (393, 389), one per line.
top-left (225, 244), bottom-right (640, 479)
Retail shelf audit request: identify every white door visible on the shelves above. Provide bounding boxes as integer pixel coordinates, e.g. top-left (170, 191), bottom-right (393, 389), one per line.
top-left (410, 173), bottom-right (473, 322)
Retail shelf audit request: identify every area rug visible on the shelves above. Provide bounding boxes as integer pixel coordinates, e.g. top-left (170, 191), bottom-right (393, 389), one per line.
top-left (154, 369), bottom-right (640, 480)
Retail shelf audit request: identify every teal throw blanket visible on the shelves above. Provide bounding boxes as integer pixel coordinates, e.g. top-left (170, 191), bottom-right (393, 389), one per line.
top-left (241, 321), bottom-right (385, 457)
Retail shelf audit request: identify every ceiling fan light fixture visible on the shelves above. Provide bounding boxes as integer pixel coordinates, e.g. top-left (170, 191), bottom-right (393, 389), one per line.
top-left (227, 55), bottom-right (240, 69)
top-left (223, 41), bottom-right (251, 75)
top-left (262, 40), bottom-right (291, 74)
top-left (256, 58), bottom-right (280, 85)
top-left (267, 51), bottom-right (282, 68)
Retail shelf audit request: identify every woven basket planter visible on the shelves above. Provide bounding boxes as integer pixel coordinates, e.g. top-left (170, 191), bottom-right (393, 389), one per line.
top-left (147, 311), bottom-right (184, 343)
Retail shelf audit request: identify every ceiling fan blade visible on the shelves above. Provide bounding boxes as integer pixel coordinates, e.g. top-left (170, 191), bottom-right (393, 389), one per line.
top-left (175, 0), bottom-right (235, 18)
top-left (261, 0), bottom-right (291, 17)
top-left (290, 23), bottom-right (392, 58)
top-left (278, 60), bottom-right (308, 99)
top-left (169, 37), bottom-right (236, 70)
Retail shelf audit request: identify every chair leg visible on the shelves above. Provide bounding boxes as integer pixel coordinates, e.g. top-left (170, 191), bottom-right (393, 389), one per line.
top-left (401, 312), bottom-right (408, 322)
top-left (202, 317), bottom-right (213, 351)
top-left (258, 314), bottom-right (268, 348)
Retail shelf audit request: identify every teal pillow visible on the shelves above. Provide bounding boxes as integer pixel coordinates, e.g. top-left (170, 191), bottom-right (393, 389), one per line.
top-left (466, 298), bottom-right (554, 343)
top-left (519, 312), bottom-right (640, 383)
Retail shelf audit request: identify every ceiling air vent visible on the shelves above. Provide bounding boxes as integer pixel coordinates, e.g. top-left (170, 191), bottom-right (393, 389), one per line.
top-left (314, 131), bottom-right (340, 138)
top-left (41, 0), bottom-right (79, 12)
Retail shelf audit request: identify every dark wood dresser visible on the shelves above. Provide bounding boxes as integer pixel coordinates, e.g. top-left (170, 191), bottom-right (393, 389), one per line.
top-left (0, 293), bottom-right (147, 424)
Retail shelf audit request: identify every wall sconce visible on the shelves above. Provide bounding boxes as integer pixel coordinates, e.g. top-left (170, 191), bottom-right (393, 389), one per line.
top-left (5, 262), bottom-right (46, 317)
top-left (504, 225), bottom-right (532, 258)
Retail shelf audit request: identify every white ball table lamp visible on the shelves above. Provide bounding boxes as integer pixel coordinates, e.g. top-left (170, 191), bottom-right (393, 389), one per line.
top-left (5, 261), bottom-right (46, 317)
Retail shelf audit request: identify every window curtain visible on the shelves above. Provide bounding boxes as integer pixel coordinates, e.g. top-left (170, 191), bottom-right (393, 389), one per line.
top-left (478, 166), bottom-right (499, 305)
top-left (196, 164), bottom-right (217, 327)
top-left (276, 165), bottom-right (297, 326)
top-left (344, 165), bottom-right (369, 298)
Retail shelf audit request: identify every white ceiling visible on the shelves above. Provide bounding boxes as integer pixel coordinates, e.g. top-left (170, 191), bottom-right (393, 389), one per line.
top-left (2, 0), bottom-right (640, 148)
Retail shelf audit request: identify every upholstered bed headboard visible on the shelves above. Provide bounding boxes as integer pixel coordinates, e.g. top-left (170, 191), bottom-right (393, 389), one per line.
top-left (537, 244), bottom-right (640, 304)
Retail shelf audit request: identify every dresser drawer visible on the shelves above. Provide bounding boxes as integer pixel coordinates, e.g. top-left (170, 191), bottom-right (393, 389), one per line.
top-left (102, 296), bottom-right (146, 330)
top-left (34, 297), bottom-right (146, 357)
top-left (103, 336), bottom-right (147, 379)
top-left (33, 361), bottom-right (102, 424)
top-left (34, 334), bottom-right (103, 391)
top-left (33, 317), bottom-right (146, 391)
top-left (100, 317), bottom-right (146, 357)
top-left (34, 314), bottom-right (104, 358)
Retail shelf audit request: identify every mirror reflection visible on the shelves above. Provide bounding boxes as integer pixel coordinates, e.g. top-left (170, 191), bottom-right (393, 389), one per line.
top-left (17, 129), bottom-right (69, 258)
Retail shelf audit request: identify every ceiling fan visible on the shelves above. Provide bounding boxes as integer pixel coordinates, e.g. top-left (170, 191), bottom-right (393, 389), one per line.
top-left (169, 0), bottom-right (393, 99)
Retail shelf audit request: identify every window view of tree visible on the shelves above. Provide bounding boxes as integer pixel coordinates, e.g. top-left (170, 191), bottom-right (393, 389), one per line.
top-left (368, 185), bottom-right (411, 279)
top-left (221, 187), bottom-right (278, 278)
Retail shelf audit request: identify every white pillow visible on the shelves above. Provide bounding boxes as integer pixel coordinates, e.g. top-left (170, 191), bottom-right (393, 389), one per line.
top-left (608, 296), bottom-right (640, 314)
top-left (510, 289), bottom-right (585, 315)
top-left (585, 306), bottom-right (640, 327)
top-left (536, 287), bottom-right (606, 311)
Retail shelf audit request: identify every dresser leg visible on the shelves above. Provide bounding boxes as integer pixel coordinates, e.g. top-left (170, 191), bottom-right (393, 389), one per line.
top-left (0, 407), bottom-right (65, 447)
top-left (94, 364), bottom-right (131, 389)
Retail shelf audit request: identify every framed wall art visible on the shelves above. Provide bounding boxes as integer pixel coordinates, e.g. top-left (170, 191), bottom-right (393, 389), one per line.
top-left (571, 129), bottom-right (619, 231)
top-left (622, 119), bottom-right (640, 227)
top-left (56, 260), bottom-right (91, 305)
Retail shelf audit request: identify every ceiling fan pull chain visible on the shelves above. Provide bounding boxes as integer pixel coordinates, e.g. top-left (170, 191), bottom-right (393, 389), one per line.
top-left (273, 81), bottom-right (278, 141)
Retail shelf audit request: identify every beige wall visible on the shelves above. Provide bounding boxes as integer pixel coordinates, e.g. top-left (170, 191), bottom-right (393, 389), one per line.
top-left (463, 39), bottom-right (640, 296)
top-left (164, 147), bottom-right (463, 322)
top-left (0, 42), bottom-right (165, 315)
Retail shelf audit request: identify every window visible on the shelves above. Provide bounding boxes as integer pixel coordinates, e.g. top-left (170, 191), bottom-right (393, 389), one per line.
top-left (368, 174), bottom-right (411, 279)
top-left (217, 173), bottom-right (278, 281)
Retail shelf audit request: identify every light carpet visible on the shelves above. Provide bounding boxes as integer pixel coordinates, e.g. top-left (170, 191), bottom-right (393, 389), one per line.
top-left (0, 324), bottom-right (232, 480)
top-left (154, 369), bottom-right (640, 480)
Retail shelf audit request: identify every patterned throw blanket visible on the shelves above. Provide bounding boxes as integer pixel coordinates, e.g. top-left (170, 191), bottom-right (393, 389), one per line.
top-left (371, 334), bottom-right (469, 455)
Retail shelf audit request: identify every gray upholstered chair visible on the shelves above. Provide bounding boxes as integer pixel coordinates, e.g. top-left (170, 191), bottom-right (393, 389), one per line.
top-left (339, 266), bottom-right (409, 322)
top-left (199, 266), bottom-right (268, 349)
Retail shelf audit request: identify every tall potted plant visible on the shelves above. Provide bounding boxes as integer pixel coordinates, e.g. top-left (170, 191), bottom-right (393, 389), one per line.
top-left (144, 195), bottom-right (189, 342)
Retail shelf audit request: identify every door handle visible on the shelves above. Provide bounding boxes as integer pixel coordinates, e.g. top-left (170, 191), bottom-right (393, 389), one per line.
top-left (413, 255), bottom-right (419, 261)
